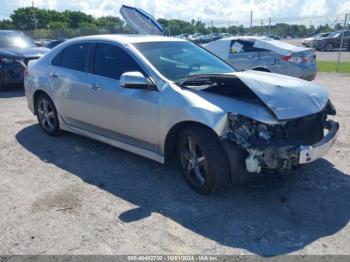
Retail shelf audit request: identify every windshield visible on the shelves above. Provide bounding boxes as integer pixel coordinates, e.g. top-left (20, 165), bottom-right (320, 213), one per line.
top-left (329, 31), bottom-right (341, 38)
top-left (316, 33), bottom-right (330, 38)
top-left (133, 41), bottom-right (235, 82)
top-left (0, 32), bottom-right (36, 48)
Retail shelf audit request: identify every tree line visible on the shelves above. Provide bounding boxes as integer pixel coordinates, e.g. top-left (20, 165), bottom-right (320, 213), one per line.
top-left (0, 7), bottom-right (348, 38)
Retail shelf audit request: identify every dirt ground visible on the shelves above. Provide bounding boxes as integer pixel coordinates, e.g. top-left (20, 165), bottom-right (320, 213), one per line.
top-left (0, 73), bottom-right (349, 256)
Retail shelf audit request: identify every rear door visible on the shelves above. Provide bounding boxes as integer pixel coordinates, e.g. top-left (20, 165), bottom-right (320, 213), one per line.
top-left (50, 42), bottom-right (94, 126)
top-left (228, 40), bottom-right (260, 70)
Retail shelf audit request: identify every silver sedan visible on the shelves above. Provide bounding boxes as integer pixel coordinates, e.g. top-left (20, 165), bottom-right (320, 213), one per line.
top-left (24, 35), bottom-right (339, 194)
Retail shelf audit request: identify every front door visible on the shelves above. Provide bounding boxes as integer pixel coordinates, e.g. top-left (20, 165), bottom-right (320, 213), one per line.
top-left (82, 43), bottom-right (160, 152)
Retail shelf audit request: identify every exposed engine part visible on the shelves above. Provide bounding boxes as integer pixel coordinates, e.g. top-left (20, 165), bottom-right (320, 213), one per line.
top-left (227, 111), bottom-right (329, 173)
top-left (227, 113), bottom-right (275, 149)
top-left (245, 149), bottom-right (262, 173)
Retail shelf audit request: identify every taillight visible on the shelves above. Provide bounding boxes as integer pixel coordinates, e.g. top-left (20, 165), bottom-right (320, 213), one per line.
top-left (281, 55), bottom-right (291, 61)
top-left (281, 55), bottom-right (306, 64)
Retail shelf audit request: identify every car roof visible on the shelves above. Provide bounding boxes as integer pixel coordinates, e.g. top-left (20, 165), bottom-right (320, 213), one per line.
top-left (66, 34), bottom-right (187, 44)
top-left (220, 36), bottom-right (270, 41)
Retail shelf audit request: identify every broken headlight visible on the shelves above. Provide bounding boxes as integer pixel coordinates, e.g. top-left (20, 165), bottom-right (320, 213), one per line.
top-left (227, 113), bottom-right (273, 148)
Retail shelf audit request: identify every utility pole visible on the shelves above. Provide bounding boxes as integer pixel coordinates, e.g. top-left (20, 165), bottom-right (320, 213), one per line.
top-left (250, 10), bottom-right (253, 31)
top-left (336, 13), bottom-right (348, 73)
top-left (268, 17), bottom-right (271, 35)
top-left (32, 1), bottom-right (38, 30)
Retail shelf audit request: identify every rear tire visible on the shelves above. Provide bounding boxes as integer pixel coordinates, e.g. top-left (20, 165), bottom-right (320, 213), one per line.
top-left (35, 94), bottom-right (60, 136)
top-left (325, 43), bottom-right (334, 52)
top-left (177, 126), bottom-right (230, 194)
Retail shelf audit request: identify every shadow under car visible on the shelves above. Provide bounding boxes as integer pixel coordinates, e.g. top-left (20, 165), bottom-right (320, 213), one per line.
top-left (16, 124), bottom-right (350, 256)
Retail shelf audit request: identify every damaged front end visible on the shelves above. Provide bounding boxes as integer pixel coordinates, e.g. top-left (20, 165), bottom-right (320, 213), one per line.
top-left (226, 102), bottom-right (339, 173)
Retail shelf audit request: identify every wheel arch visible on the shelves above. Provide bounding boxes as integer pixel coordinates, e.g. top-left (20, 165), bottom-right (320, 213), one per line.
top-left (33, 90), bottom-right (53, 114)
top-left (163, 121), bottom-right (220, 164)
top-left (252, 67), bottom-right (271, 72)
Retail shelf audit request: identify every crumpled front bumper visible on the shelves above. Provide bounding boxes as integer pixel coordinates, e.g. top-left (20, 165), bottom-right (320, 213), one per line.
top-left (224, 119), bottom-right (340, 174)
top-left (298, 120), bottom-right (339, 164)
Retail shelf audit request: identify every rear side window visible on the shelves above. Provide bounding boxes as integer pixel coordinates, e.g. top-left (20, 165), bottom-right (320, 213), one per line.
top-left (52, 51), bottom-right (62, 66)
top-left (53, 43), bottom-right (91, 72)
top-left (230, 40), bottom-right (261, 53)
top-left (93, 43), bottom-right (142, 80)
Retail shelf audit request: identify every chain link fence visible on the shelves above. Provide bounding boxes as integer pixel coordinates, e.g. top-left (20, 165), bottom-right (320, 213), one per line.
top-left (23, 27), bottom-right (132, 40)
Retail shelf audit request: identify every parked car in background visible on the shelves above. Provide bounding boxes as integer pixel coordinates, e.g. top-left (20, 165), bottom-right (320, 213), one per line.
top-left (210, 33), bottom-right (223, 41)
top-left (267, 34), bottom-right (281, 40)
top-left (176, 34), bottom-right (189, 40)
top-left (188, 33), bottom-right (203, 43)
top-left (25, 35), bottom-right (338, 194)
top-left (204, 36), bottom-right (317, 80)
top-left (302, 32), bottom-right (331, 47)
top-left (45, 39), bottom-right (67, 49)
top-left (309, 30), bottom-right (350, 51)
top-left (0, 30), bottom-right (49, 90)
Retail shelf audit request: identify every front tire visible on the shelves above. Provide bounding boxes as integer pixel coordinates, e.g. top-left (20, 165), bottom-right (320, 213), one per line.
top-left (35, 94), bottom-right (60, 136)
top-left (177, 126), bottom-right (230, 194)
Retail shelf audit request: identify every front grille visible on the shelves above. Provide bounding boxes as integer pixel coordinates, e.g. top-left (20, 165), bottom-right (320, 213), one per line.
top-left (286, 111), bottom-right (324, 145)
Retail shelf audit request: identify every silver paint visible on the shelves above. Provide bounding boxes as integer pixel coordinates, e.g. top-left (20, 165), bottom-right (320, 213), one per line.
top-left (24, 35), bottom-right (333, 164)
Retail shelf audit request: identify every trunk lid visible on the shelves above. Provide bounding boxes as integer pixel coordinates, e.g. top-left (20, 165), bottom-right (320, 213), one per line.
top-left (253, 38), bottom-right (314, 56)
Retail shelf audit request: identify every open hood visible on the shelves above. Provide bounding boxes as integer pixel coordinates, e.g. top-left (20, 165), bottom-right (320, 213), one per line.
top-left (120, 5), bottom-right (164, 35)
top-left (181, 71), bottom-right (328, 121)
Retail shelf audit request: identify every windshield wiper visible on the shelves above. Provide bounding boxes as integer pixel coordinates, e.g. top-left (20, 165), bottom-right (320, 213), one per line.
top-left (177, 74), bottom-right (219, 86)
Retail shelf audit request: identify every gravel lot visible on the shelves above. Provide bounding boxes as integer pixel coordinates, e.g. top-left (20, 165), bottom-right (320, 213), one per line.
top-left (0, 73), bottom-right (349, 256)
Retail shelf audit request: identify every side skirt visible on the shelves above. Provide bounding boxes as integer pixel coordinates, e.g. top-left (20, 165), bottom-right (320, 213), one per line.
top-left (59, 117), bottom-right (165, 164)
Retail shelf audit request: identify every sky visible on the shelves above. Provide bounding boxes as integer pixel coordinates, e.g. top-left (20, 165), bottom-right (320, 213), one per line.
top-left (0, 0), bottom-right (349, 26)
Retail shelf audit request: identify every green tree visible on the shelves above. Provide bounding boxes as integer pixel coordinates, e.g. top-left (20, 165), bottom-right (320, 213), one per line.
top-left (0, 19), bottom-right (14, 29)
top-left (48, 21), bottom-right (68, 29)
top-left (97, 16), bottom-right (124, 32)
top-left (63, 10), bottom-right (95, 28)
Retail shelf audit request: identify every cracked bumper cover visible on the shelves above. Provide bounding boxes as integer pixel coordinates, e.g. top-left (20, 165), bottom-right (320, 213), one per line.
top-left (298, 120), bottom-right (339, 164)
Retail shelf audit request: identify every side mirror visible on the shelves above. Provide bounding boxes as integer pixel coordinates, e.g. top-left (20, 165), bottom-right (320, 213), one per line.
top-left (120, 71), bottom-right (152, 89)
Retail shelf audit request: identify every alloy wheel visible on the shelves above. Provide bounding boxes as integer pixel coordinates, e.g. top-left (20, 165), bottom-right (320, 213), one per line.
top-left (179, 135), bottom-right (208, 187)
top-left (37, 99), bottom-right (56, 132)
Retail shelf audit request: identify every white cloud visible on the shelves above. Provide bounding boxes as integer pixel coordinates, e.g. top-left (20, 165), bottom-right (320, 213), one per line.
top-left (0, 0), bottom-right (349, 26)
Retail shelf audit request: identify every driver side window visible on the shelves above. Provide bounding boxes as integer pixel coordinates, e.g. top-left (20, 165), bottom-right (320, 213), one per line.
top-left (93, 43), bottom-right (143, 80)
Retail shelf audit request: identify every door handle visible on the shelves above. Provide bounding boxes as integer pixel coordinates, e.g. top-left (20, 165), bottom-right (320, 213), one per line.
top-left (89, 83), bottom-right (102, 91)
